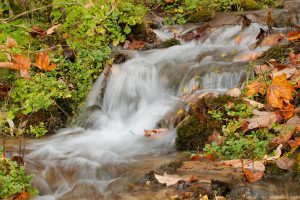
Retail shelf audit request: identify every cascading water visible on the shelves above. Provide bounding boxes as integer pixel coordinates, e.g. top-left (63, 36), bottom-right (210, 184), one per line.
top-left (27, 23), bottom-right (271, 199)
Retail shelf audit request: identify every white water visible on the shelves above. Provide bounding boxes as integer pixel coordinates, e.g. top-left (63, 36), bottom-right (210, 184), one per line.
top-left (27, 23), bottom-right (272, 199)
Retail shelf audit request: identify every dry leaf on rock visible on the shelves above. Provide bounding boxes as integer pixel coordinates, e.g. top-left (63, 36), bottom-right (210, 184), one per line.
top-left (272, 125), bottom-right (296, 145)
top-left (226, 88), bottom-right (241, 97)
top-left (35, 52), bottom-right (57, 71)
top-left (155, 172), bottom-right (182, 186)
top-left (243, 98), bottom-right (264, 109)
top-left (5, 37), bottom-right (17, 48)
top-left (246, 81), bottom-right (266, 96)
top-left (247, 109), bottom-right (277, 130)
top-left (276, 157), bottom-right (295, 170)
top-left (266, 74), bottom-right (295, 109)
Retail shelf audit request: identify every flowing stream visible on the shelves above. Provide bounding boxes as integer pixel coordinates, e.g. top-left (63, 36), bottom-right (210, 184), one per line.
top-left (26, 22), bottom-right (282, 199)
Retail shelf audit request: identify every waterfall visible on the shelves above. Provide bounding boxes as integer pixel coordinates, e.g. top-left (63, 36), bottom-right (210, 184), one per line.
top-left (27, 23), bottom-right (267, 199)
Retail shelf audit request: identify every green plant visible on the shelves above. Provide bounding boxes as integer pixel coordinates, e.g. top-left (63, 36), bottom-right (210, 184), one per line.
top-left (0, 149), bottom-right (37, 199)
top-left (27, 122), bottom-right (48, 138)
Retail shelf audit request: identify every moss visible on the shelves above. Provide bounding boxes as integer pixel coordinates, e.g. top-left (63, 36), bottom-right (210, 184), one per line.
top-left (260, 42), bottom-right (300, 62)
top-left (241, 0), bottom-right (260, 10)
top-left (161, 38), bottom-right (180, 48)
top-left (158, 161), bottom-right (183, 174)
top-left (130, 24), bottom-right (157, 43)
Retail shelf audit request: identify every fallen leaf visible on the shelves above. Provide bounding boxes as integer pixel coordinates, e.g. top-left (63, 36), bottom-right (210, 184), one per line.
top-left (0, 62), bottom-right (15, 69)
top-left (247, 109), bottom-right (277, 130)
top-left (46, 24), bottom-right (61, 35)
top-left (30, 26), bottom-right (46, 37)
top-left (190, 154), bottom-right (202, 160)
top-left (288, 137), bottom-right (300, 147)
top-left (271, 68), bottom-right (297, 79)
top-left (246, 81), bottom-right (266, 96)
top-left (15, 191), bottom-right (29, 200)
top-left (234, 52), bottom-right (263, 61)
top-left (266, 74), bottom-right (295, 109)
top-left (243, 98), bottom-right (264, 109)
top-left (260, 33), bottom-right (285, 46)
top-left (288, 31), bottom-right (300, 41)
top-left (165, 0), bottom-right (174, 3)
top-left (12, 54), bottom-right (31, 70)
top-left (127, 40), bottom-right (145, 50)
top-left (279, 102), bottom-right (294, 119)
top-left (253, 64), bottom-right (270, 75)
top-left (205, 153), bottom-right (216, 161)
top-left (155, 172), bottom-right (182, 186)
top-left (287, 116), bottom-right (300, 131)
top-left (144, 128), bottom-right (168, 137)
top-left (289, 51), bottom-right (300, 65)
top-left (242, 165), bottom-right (264, 182)
top-left (264, 144), bottom-right (283, 161)
top-left (276, 157), bottom-right (295, 170)
top-left (220, 159), bottom-right (265, 171)
top-left (35, 52), bottom-right (57, 71)
top-left (226, 88), bottom-right (241, 97)
top-left (5, 37), bottom-right (17, 48)
top-left (272, 125), bottom-right (296, 144)
top-left (269, 60), bottom-right (288, 70)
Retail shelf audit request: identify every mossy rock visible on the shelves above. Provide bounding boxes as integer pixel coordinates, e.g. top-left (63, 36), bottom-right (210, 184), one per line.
top-left (260, 42), bottom-right (300, 62)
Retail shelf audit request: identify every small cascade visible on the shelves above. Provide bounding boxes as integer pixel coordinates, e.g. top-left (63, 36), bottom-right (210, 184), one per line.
top-left (27, 22), bottom-right (273, 199)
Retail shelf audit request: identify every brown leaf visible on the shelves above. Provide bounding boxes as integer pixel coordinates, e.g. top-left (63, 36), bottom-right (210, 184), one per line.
top-left (165, 0), bottom-right (174, 3)
top-left (5, 37), bottom-right (17, 48)
top-left (264, 144), bottom-right (283, 161)
top-left (127, 40), bottom-right (145, 50)
top-left (30, 26), bottom-right (46, 37)
top-left (246, 81), bottom-right (266, 96)
top-left (220, 159), bottom-right (265, 171)
top-left (226, 88), bottom-right (241, 97)
top-left (266, 74), bottom-right (295, 109)
top-left (12, 54), bottom-right (31, 70)
top-left (247, 110), bottom-right (277, 130)
top-left (289, 51), bottom-right (300, 65)
top-left (253, 64), bottom-right (270, 75)
top-left (35, 52), bottom-right (57, 71)
top-left (287, 116), bottom-right (300, 131)
top-left (269, 60), bottom-right (288, 71)
top-left (276, 157), bottom-right (295, 170)
top-left (288, 137), bottom-right (300, 147)
top-left (272, 125), bottom-right (296, 145)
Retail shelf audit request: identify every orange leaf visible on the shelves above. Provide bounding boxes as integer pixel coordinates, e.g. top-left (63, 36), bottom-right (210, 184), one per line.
top-left (12, 54), bottom-right (31, 70)
top-left (288, 31), bottom-right (300, 41)
top-left (288, 137), bottom-right (300, 147)
top-left (279, 102), bottom-right (294, 119)
top-left (242, 160), bottom-right (264, 182)
top-left (35, 52), bottom-right (57, 71)
top-left (6, 37), bottom-right (17, 48)
top-left (127, 40), bottom-right (145, 50)
top-left (15, 191), bottom-right (29, 200)
top-left (246, 81), bottom-right (266, 96)
top-left (266, 75), bottom-right (295, 109)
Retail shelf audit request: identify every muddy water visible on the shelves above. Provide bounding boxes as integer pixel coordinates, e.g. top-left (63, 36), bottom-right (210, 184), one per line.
top-left (21, 10), bottom-right (300, 200)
